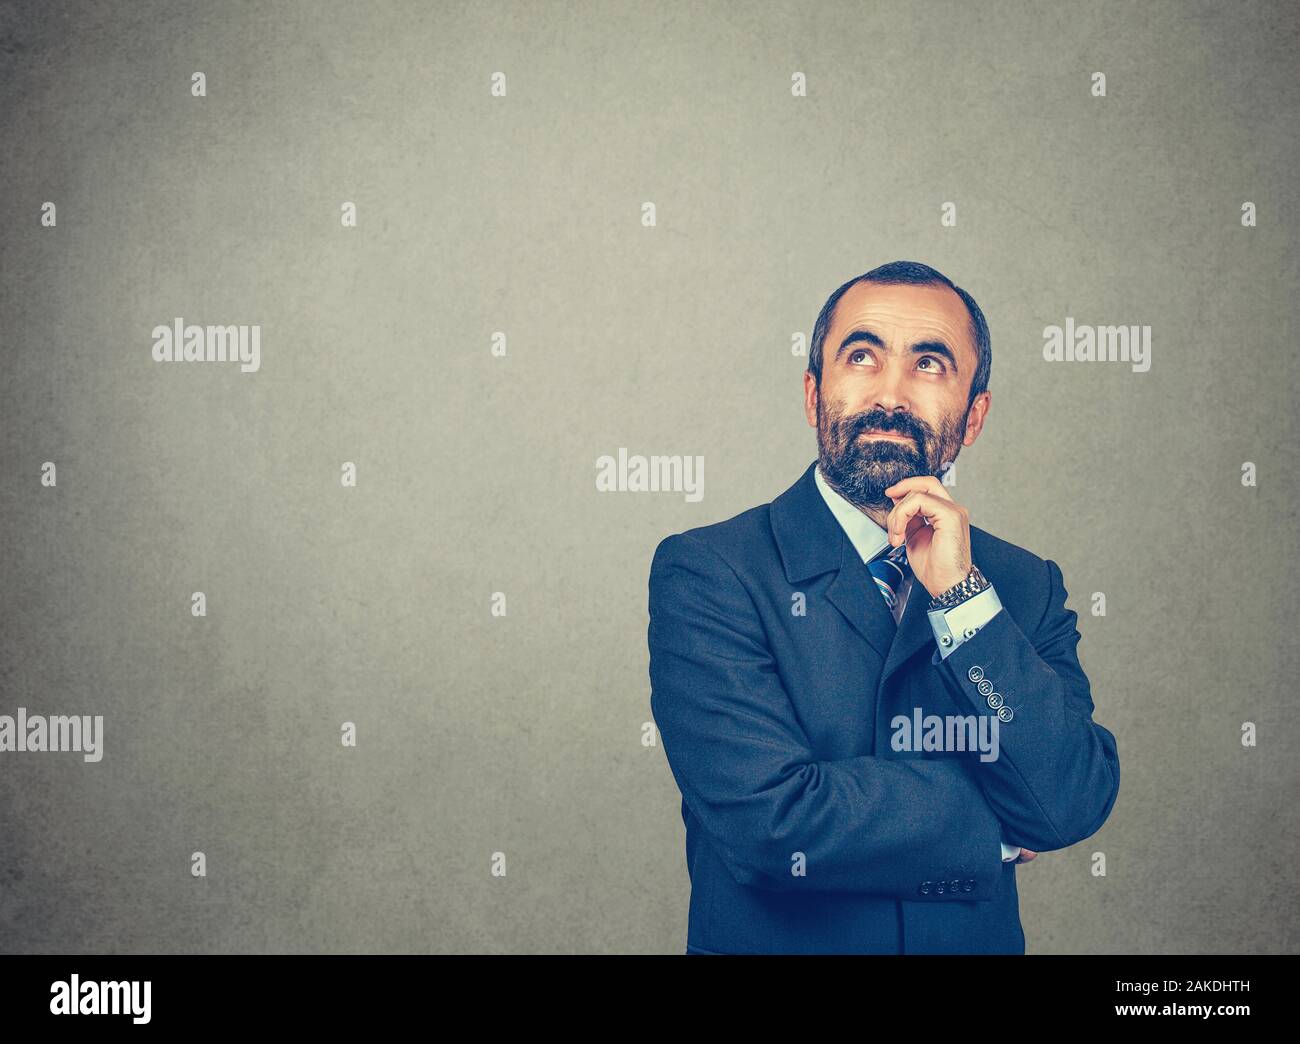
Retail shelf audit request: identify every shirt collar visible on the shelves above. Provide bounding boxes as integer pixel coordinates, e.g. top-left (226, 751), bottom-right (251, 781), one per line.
top-left (813, 463), bottom-right (891, 563)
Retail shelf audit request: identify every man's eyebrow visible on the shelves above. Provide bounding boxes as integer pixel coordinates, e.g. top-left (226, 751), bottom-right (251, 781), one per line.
top-left (834, 328), bottom-right (960, 373)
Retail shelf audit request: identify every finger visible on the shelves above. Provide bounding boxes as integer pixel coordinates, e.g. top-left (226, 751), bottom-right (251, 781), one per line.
top-left (1016, 849), bottom-right (1038, 863)
top-left (888, 492), bottom-right (936, 545)
top-left (884, 475), bottom-right (954, 504)
top-left (887, 491), bottom-right (960, 546)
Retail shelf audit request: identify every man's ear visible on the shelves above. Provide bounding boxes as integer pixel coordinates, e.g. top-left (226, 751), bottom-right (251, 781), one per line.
top-left (961, 390), bottom-right (991, 445)
top-left (803, 370), bottom-right (819, 428)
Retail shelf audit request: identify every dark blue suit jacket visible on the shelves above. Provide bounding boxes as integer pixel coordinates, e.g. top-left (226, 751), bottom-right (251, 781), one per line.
top-left (647, 461), bottom-right (1120, 954)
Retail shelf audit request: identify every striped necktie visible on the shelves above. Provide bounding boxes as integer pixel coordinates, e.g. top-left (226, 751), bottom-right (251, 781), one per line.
top-left (867, 544), bottom-right (911, 613)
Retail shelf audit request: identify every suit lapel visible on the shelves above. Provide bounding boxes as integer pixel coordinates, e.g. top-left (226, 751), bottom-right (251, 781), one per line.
top-left (770, 461), bottom-right (896, 664)
top-left (770, 460), bottom-right (956, 680)
top-left (825, 535), bottom-right (898, 664)
top-left (881, 573), bottom-right (935, 684)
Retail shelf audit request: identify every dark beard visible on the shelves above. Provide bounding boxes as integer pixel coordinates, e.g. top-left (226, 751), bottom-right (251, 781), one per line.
top-left (816, 398), bottom-right (963, 509)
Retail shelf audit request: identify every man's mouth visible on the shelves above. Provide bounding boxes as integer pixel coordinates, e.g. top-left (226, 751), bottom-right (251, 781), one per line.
top-left (861, 429), bottom-right (912, 441)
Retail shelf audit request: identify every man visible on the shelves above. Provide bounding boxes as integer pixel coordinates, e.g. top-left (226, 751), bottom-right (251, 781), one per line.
top-left (647, 260), bottom-right (1120, 954)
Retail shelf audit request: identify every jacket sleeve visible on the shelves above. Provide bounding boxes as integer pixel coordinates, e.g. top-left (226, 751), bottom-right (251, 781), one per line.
top-left (648, 531), bottom-right (1007, 900)
top-left (930, 557), bottom-right (1121, 853)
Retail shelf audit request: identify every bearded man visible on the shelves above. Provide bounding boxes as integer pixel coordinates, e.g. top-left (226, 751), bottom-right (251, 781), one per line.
top-left (647, 260), bottom-right (1120, 954)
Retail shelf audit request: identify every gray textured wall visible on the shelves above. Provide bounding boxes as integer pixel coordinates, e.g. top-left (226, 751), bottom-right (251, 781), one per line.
top-left (1, 0), bottom-right (1296, 954)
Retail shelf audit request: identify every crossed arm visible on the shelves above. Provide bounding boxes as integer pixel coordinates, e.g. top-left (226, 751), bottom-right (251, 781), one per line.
top-left (647, 532), bottom-right (1120, 899)
top-left (928, 556), bottom-right (1120, 854)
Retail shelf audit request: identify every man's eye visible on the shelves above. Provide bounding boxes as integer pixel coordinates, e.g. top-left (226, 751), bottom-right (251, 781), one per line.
top-left (918, 356), bottom-right (944, 371)
top-left (849, 350), bottom-right (871, 364)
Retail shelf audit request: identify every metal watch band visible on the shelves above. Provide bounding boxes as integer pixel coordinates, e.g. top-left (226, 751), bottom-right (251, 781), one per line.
top-left (927, 564), bottom-right (991, 611)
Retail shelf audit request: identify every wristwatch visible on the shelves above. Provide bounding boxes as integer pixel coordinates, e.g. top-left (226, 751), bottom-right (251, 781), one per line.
top-left (927, 564), bottom-right (992, 611)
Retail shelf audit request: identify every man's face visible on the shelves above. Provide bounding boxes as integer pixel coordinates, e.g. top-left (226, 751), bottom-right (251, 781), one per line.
top-left (803, 281), bottom-right (990, 509)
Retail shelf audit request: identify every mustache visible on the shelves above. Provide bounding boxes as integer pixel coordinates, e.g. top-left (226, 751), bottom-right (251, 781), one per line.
top-left (848, 411), bottom-right (926, 442)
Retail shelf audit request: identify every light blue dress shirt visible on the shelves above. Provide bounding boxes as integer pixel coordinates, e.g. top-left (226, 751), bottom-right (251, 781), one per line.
top-left (813, 465), bottom-right (1021, 864)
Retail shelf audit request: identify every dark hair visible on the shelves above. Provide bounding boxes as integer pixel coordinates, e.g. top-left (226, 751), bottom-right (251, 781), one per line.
top-left (807, 260), bottom-right (991, 410)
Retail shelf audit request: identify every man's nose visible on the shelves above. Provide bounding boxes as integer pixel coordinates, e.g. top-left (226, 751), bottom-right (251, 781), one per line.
top-left (872, 360), bottom-right (911, 415)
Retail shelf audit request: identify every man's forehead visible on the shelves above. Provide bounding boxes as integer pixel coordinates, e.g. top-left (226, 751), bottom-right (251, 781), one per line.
top-left (832, 281), bottom-right (974, 352)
